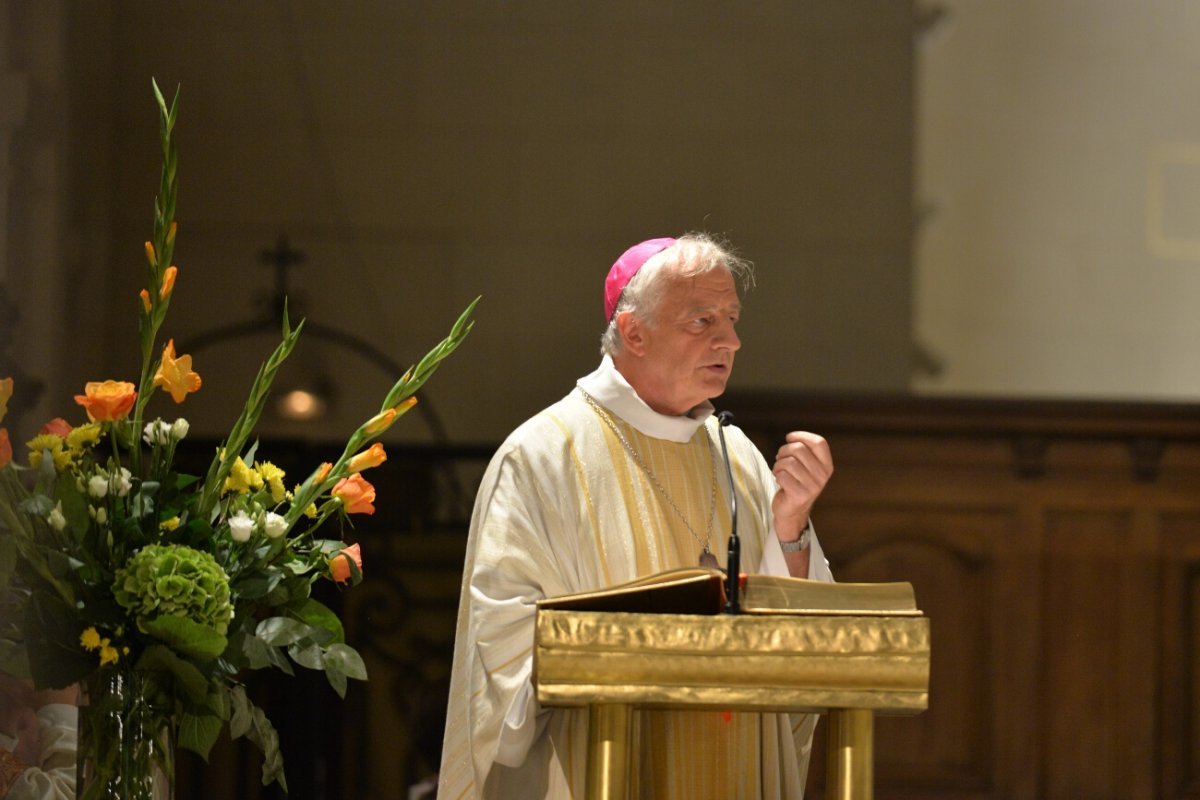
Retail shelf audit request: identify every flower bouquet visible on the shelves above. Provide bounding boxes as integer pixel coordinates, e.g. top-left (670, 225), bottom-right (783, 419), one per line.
top-left (0, 81), bottom-right (476, 798)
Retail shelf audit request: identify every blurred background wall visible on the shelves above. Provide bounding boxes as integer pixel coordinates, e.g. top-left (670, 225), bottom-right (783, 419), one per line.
top-left (5, 2), bottom-right (1200, 799)
top-left (2, 0), bottom-right (914, 448)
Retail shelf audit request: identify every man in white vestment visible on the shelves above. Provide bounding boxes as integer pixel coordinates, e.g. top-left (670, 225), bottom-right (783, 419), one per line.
top-left (440, 233), bottom-right (835, 799)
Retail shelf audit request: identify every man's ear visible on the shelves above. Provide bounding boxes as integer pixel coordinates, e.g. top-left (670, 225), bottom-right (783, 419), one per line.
top-left (616, 311), bottom-right (647, 357)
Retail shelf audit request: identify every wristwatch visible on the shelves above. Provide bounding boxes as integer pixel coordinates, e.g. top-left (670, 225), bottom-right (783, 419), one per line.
top-left (779, 527), bottom-right (811, 553)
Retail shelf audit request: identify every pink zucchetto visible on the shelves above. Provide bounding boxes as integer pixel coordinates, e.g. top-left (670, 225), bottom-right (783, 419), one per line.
top-left (604, 237), bottom-right (677, 321)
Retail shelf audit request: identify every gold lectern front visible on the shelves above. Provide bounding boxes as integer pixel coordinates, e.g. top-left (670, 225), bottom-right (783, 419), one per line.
top-left (534, 587), bottom-right (930, 800)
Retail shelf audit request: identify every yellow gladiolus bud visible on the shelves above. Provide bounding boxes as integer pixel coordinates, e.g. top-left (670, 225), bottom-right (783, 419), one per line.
top-left (394, 396), bottom-right (418, 416)
top-left (160, 265), bottom-right (177, 299)
top-left (347, 443), bottom-right (387, 474)
top-left (363, 408), bottom-right (397, 435)
top-left (144, 241), bottom-right (156, 266)
top-left (140, 288), bottom-right (152, 313)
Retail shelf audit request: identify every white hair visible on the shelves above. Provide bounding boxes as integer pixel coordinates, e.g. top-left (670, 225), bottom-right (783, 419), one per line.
top-left (599, 232), bottom-right (754, 356)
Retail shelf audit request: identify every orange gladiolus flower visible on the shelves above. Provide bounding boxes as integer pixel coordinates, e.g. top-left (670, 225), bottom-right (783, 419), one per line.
top-left (153, 339), bottom-right (202, 404)
top-left (332, 474), bottom-right (376, 515)
top-left (160, 266), bottom-right (177, 299)
top-left (0, 429), bottom-right (11, 469)
top-left (329, 543), bottom-right (362, 584)
top-left (40, 418), bottom-right (73, 438)
top-left (0, 376), bottom-right (11, 425)
top-left (140, 289), bottom-right (152, 313)
top-left (74, 381), bottom-right (137, 422)
top-left (347, 442), bottom-right (387, 473)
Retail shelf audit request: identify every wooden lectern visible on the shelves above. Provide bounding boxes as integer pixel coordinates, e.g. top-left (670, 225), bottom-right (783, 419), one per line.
top-left (534, 580), bottom-right (930, 800)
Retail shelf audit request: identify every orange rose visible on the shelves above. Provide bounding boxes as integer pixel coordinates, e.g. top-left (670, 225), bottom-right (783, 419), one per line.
top-left (152, 339), bottom-right (201, 404)
top-left (329, 543), bottom-right (363, 584)
top-left (40, 418), bottom-right (73, 438)
top-left (332, 474), bottom-right (376, 515)
top-left (0, 429), bottom-right (10, 469)
top-left (74, 381), bottom-right (137, 422)
top-left (347, 442), bottom-right (387, 473)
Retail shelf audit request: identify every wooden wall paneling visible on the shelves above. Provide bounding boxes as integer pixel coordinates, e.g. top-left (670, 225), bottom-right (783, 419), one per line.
top-left (1159, 512), bottom-right (1200, 799)
top-left (1038, 508), bottom-right (1128, 798)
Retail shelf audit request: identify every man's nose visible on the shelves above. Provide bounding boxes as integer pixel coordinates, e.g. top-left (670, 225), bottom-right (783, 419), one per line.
top-left (714, 321), bottom-right (741, 351)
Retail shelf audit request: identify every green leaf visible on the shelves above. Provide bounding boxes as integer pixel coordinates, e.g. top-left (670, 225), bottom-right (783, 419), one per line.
top-left (207, 682), bottom-right (231, 721)
top-left (255, 617), bottom-right (313, 647)
top-left (291, 598), bottom-right (345, 645)
top-left (234, 569), bottom-right (282, 600)
top-left (55, 480), bottom-right (90, 537)
top-left (228, 685), bottom-right (288, 791)
top-left (325, 665), bottom-right (348, 698)
top-left (178, 707), bottom-right (223, 761)
top-left (140, 615), bottom-right (228, 661)
top-left (323, 644), bottom-right (368, 681)
top-left (135, 644), bottom-right (209, 703)
top-left (236, 631), bottom-right (275, 670)
top-left (23, 592), bottom-right (93, 690)
top-left (287, 642), bottom-right (323, 670)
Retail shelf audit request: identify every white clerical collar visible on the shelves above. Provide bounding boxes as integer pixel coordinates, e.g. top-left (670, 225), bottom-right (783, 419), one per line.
top-left (576, 355), bottom-right (713, 443)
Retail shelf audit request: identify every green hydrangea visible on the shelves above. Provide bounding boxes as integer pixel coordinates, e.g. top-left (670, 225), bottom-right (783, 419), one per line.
top-left (113, 544), bottom-right (234, 636)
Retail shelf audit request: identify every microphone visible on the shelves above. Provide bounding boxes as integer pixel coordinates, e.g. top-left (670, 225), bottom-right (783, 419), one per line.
top-left (716, 411), bottom-right (740, 614)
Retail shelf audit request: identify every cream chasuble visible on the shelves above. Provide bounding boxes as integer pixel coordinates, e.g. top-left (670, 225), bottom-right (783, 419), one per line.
top-left (439, 358), bottom-right (833, 799)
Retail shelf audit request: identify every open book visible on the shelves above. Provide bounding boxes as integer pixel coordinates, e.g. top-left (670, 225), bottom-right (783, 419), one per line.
top-left (536, 567), bottom-right (920, 617)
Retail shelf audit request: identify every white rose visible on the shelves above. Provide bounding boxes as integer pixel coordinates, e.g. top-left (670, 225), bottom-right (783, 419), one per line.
top-left (47, 503), bottom-right (66, 532)
top-left (87, 473), bottom-right (109, 499)
top-left (170, 418), bottom-right (190, 441)
top-left (263, 512), bottom-right (287, 539)
top-left (228, 511), bottom-right (255, 543)
top-left (143, 420), bottom-right (172, 447)
top-left (110, 468), bottom-right (133, 498)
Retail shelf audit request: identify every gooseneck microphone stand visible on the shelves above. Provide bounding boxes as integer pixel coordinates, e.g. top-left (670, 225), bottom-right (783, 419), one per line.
top-left (716, 411), bottom-right (740, 614)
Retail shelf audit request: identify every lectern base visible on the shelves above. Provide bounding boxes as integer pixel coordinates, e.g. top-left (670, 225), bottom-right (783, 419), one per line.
top-left (826, 708), bottom-right (874, 800)
top-left (582, 704), bottom-right (877, 800)
top-left (586, 703), bottom-right (632, 800)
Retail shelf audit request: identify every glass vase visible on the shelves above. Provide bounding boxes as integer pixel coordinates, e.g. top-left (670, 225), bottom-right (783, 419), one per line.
top-left (76, 668), bottom-right (175, 800)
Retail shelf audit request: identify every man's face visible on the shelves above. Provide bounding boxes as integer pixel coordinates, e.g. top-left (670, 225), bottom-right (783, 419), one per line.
top-left (628, 267), bottom-right (742, 415)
